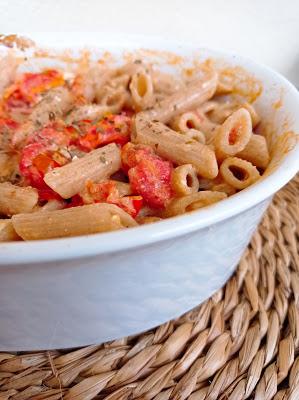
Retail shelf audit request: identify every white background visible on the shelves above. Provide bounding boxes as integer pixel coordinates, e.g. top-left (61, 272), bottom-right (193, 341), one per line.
top-left (1, 0), bottom-right (299, 86)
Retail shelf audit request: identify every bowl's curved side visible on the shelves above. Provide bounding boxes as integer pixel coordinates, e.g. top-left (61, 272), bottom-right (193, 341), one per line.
top-left (0, 199), bottom-right (270, 350)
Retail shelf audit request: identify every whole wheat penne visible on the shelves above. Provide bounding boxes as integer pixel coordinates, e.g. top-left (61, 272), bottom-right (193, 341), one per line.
top-left (164, 191), bottom-right (227, 217)
top-left (0, 153), bottom-right (19, 181)
top-left (171, 164), bottom-right (199, 196)
top-left (29, 87), bottom-right (74, 127)
top-left (152, 70), bottom-right (183, 96)
top-left (13, 87), bottom-right (75, 146)
top-left (0, 182), bottom-right (38, 216)
top-left (12, 203), bottom-right (137, 240)
top-left (44, 143), bottom-right (121, 198)
top-left (129, 67), bottom-right (155, 111)
top-left (132, 115), bottom-right (218, 179)
top-left (66, 104), bottom-right (110, 124)
top-left (0, 219), bottom-right (20, 241)
top-left (141, 70), bottom-right (218, 123)
top-left (39, 200), bottom-right (65, 212)
top-left (237, 134), bottom-right (270, 169)
top-left (98, 86), bottom-right (128, 113)
top-left (214, 108), bottom-right (252, 160)
top-left (220, 157), bottom-right (260, 189)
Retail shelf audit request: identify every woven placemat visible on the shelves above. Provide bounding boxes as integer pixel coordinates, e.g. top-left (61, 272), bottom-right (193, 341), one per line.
top-left (0, 176), bottom-right (298, 400)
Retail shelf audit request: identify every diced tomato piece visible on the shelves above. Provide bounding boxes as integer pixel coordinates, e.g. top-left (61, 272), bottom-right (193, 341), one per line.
top-left (71, 113), bottom-right (131, 151)
top-left (19, 143), bottom-right (60, 200)
top-left (0, 117), bottom-right (19, 131)
top-left (128, 158), bottom-right (173, 209)
top-left (121, 142), bottom-right (154, 172)
top-left (82, 180), bottom-right (143, 218)
top-left (19, 124), bottom-right (70, 201)
top-left (123, 144), bottom-right (174, 209)
top-left (3, 69), bottom-right (64, 109)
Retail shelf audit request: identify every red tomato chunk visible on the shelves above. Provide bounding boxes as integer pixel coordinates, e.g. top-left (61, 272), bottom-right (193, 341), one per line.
top-left (122, 143), bottom-right (174, 209)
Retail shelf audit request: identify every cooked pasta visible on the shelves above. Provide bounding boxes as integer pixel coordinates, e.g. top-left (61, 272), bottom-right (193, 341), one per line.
top-left (0, 182), bottom-right (38, 216)
top-left (12, 203), bottom-right (137, 240)
top-left (220, 157), bottom-right (260, 189)
top-left (0, 219), bottom-right (20, 241)
top-left (164, 191), bottom-right (227, 217)
top-left (237, 134), bottom-right (270, 169)
top-left (133, 115), bottom-right (218, 179)
top-left (171, 164), bottom-right (199, 196)
top-left (0, 51), bottom-right (272, 240)
top-left (44, 143), bottom-right (121, 199)
top-left (129, 68), bottom-right (155, 110)
top-left (142, 69), bottom-right (218, 123)
top-left (214, 108), bottom-right (252, 160)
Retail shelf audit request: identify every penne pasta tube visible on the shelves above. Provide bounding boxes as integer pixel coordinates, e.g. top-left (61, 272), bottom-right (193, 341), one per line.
top-left (129, 68), bottom-right (155, 111)
top-left (141, 70), bottom-right (218, 123)
top-left (66, 104), bottom-right (110, 124)
top-left (237, 134), bottom-right (270, 169)
top-left (170, 112), bottom-right (202, 133)
top-left (29, 87), bottom-right (74, 127)
top-left (184, 129), bottom-right (206, 144)
top-left (39, 199), bottom-right (65, 212)
top-left (0, 182), bottom-right (38, 216)
top-left (242, 103), bottom-right (261, 128)
top-left (171, 164), bottom-right (199, 196)
top-left (214, 108), bottom-right (252, 160)
top-left (98, 86), bottom-right (128, 113)
top-left (0, 153), bottom-right (19, 182)
top-left (132, 115), bottom-right (218, 179)
top-left (44, 143), bottom-right (121, 199)
top-left (0, 219), bottom-right (20, 241)
top-left (211, 182), bottom-right (236, 196)
top-left (220, 157), bottom-right (260, 189)
top-left (164, 191), bottom-right (227, 217)
top-left (137, 216), bottom-right (163, 224)
top-left (12, 203), bottom-right (137, 240)
top-left (13, 87), bottom-right (75, 147)
top-left (152, 70), bottom-right (183, 96)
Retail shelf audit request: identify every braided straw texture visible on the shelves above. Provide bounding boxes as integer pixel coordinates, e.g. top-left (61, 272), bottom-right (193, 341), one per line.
top-left (0, 175), bottom-right (298, 400)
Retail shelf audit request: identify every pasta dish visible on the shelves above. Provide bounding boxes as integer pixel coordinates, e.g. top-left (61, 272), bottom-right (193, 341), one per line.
top-left (0, 52), bottom-right (270, 241)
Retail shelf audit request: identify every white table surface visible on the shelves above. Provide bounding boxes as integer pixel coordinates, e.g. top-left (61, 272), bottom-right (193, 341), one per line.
top-left (2, 0), bottom-right (299, 85)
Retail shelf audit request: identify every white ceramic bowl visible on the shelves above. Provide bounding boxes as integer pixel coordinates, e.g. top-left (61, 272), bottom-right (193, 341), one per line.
top-left (0, 33), bottom-right (298, 351)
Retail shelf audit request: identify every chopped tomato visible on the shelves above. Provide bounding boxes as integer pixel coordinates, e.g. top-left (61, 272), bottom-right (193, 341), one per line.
top-left (121, 142), bottom-right (154, 172)
top-left (3, 69), bottom-right (64, 110)
top-left (0, 117), bottom-right (19, 131)
top-left (122, 144), bottom-right (174, 209)
top-left (19, 142), bottom-right (61, 200)
top-left (19, 124), bottom-right (71, 201)
top-left (71, 113), bottom-right (131, 151)
top-left (83, 180), bottom-right (143, 218)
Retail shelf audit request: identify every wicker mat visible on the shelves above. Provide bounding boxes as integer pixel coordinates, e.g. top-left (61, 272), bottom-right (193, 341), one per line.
top-left (0, 176), bottom-right (298, 400)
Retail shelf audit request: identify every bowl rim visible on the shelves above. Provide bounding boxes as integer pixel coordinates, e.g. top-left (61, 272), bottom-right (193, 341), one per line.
top-left (1, 32), bottom-right (298, 265)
